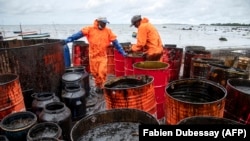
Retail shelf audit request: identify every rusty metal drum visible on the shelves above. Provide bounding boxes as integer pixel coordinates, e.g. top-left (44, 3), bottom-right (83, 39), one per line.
top-left (165, 78), bottom-right (227, 125)
top-left (190, 57), bottom-right (224, 79)
top-left (224, 78), bottom-right (250, 124)
top-left (0, 73), bottom-right (26, 120)
top-left (133, 61), bottom-right (169, 119)
top-left (183, 49), bottom-right (211, 78)
top-left (104, 75), bottom-right (156, 116)
top-left (162, 45), bottom-right (183, 82)
top-left (207, 63), bottom-right (249, 87)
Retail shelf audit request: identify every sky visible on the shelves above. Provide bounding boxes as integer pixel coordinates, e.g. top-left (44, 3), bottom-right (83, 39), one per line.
top-left (0, 0), bottom-right (250, 25)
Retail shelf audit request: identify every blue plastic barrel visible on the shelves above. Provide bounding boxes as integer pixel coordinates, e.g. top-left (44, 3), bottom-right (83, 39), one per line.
top-left (64, 44), bottom-right (71, 67)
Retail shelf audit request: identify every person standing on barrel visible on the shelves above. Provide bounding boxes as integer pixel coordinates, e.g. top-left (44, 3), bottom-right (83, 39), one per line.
top-left (64, 17), bottom-right (127, 94)
top-left (128, 15), bottom-right (163, 61)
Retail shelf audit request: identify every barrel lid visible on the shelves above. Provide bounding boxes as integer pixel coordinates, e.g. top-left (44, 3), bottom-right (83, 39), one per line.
top-left (62, 72), bottom-right (82, 82)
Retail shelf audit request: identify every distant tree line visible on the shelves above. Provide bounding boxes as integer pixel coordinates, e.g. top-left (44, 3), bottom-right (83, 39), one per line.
top-left (210, 23), bottom-right (250, 26)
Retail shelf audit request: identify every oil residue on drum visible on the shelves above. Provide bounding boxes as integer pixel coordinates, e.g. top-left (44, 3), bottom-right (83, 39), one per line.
top-left (104, 75), bottom-right (156, 116)
top-left (106, 78), bottom-right (146, 89)
top-left (170, 89), bottom-right (218, 103)
top-left (78, 122), bottom-right (139, 141)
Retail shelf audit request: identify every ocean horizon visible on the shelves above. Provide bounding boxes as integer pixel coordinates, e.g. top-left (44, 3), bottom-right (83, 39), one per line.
top-left (1, 24), bottom-right (250, 50)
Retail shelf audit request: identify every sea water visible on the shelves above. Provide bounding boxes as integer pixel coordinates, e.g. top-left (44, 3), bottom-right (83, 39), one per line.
top-left (1, 24), bottom-right (250, 50)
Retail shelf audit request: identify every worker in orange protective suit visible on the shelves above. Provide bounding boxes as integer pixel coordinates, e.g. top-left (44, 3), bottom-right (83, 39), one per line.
top-left (64, 17), bottom-right (127, 93)
top-left (129, 15), bottom-right (163, 61)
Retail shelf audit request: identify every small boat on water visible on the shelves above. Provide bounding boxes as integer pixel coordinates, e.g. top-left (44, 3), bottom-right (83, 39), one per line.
top-left (3, 36), bottom-right (18, 40)
top-left (22, 33), bottom-right (50, 39)
top-left (14, 31), bottom-right (38, 36)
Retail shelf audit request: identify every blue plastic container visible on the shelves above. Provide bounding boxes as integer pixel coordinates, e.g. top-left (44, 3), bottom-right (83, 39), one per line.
top-left (64, 44), bottom-right (71, 67)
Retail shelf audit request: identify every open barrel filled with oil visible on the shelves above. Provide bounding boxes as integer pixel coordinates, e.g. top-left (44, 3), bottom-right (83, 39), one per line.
top-left (177, 116), bottom-right (243, 125)
top-left (70, 108), bottom-right (159, 141)
top-left (224, 78), bottom-right (250, 124)
top-left (165, 78), bottom-right (227, 125)
top-left (104, 75), bottom-right (156, 116)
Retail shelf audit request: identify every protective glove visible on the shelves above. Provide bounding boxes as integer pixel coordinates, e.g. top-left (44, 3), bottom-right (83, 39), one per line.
top-left (112, 39), bottom-right (127, 57)
top-left (64, 31), bottom-right (84, 44)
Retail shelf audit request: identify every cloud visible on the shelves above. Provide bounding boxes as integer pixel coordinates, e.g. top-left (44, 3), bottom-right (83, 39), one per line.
top-left (0, 0), bottom-right (249, 25)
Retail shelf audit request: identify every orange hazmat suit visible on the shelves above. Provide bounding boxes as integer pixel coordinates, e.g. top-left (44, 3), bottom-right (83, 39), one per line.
top-left (131, 17), bottom-right (163, 61)
top-left (81, 20), bottom-right (117, 89)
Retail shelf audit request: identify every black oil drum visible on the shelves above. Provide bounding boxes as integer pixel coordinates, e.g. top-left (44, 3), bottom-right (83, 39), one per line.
top-left (39, 102), bottom-right (72, 141)
top-left (62, 84), bottom-right (86, 121)
top-left (65, 66), bottom-right (90, 97)
top-left (31, 92), bottom-right (60, 117)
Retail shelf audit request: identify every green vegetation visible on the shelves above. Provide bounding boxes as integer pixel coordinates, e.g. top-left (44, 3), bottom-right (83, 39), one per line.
top-left (210, 23), bottom-right (250, 26)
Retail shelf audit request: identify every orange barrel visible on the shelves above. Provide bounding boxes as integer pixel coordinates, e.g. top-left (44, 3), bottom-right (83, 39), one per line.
top-left (162, 46), bottom-right (183, 82)
top-left (190, 57), bottom-right (224, 79)
top-left (124, 53), bottom-right (144, 76)
top-left (207, 63), bottom-right (249, 87)
top-left (72, 41), bottom-right (90, 73)
top-left (114, 49), bottom-right (125, 77)
top-left (224, 78), bottom-right (250, 124)
top-left (165, 78), bottom-right (227, 125)
top-left (0, 73), bottom-right (26, 120)
top-left (133, 61), bottom-right (169, 119)
top-left (106, 45), bottom-right (115, 75)
top-left (103, 75), bottom-right (157, 117)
